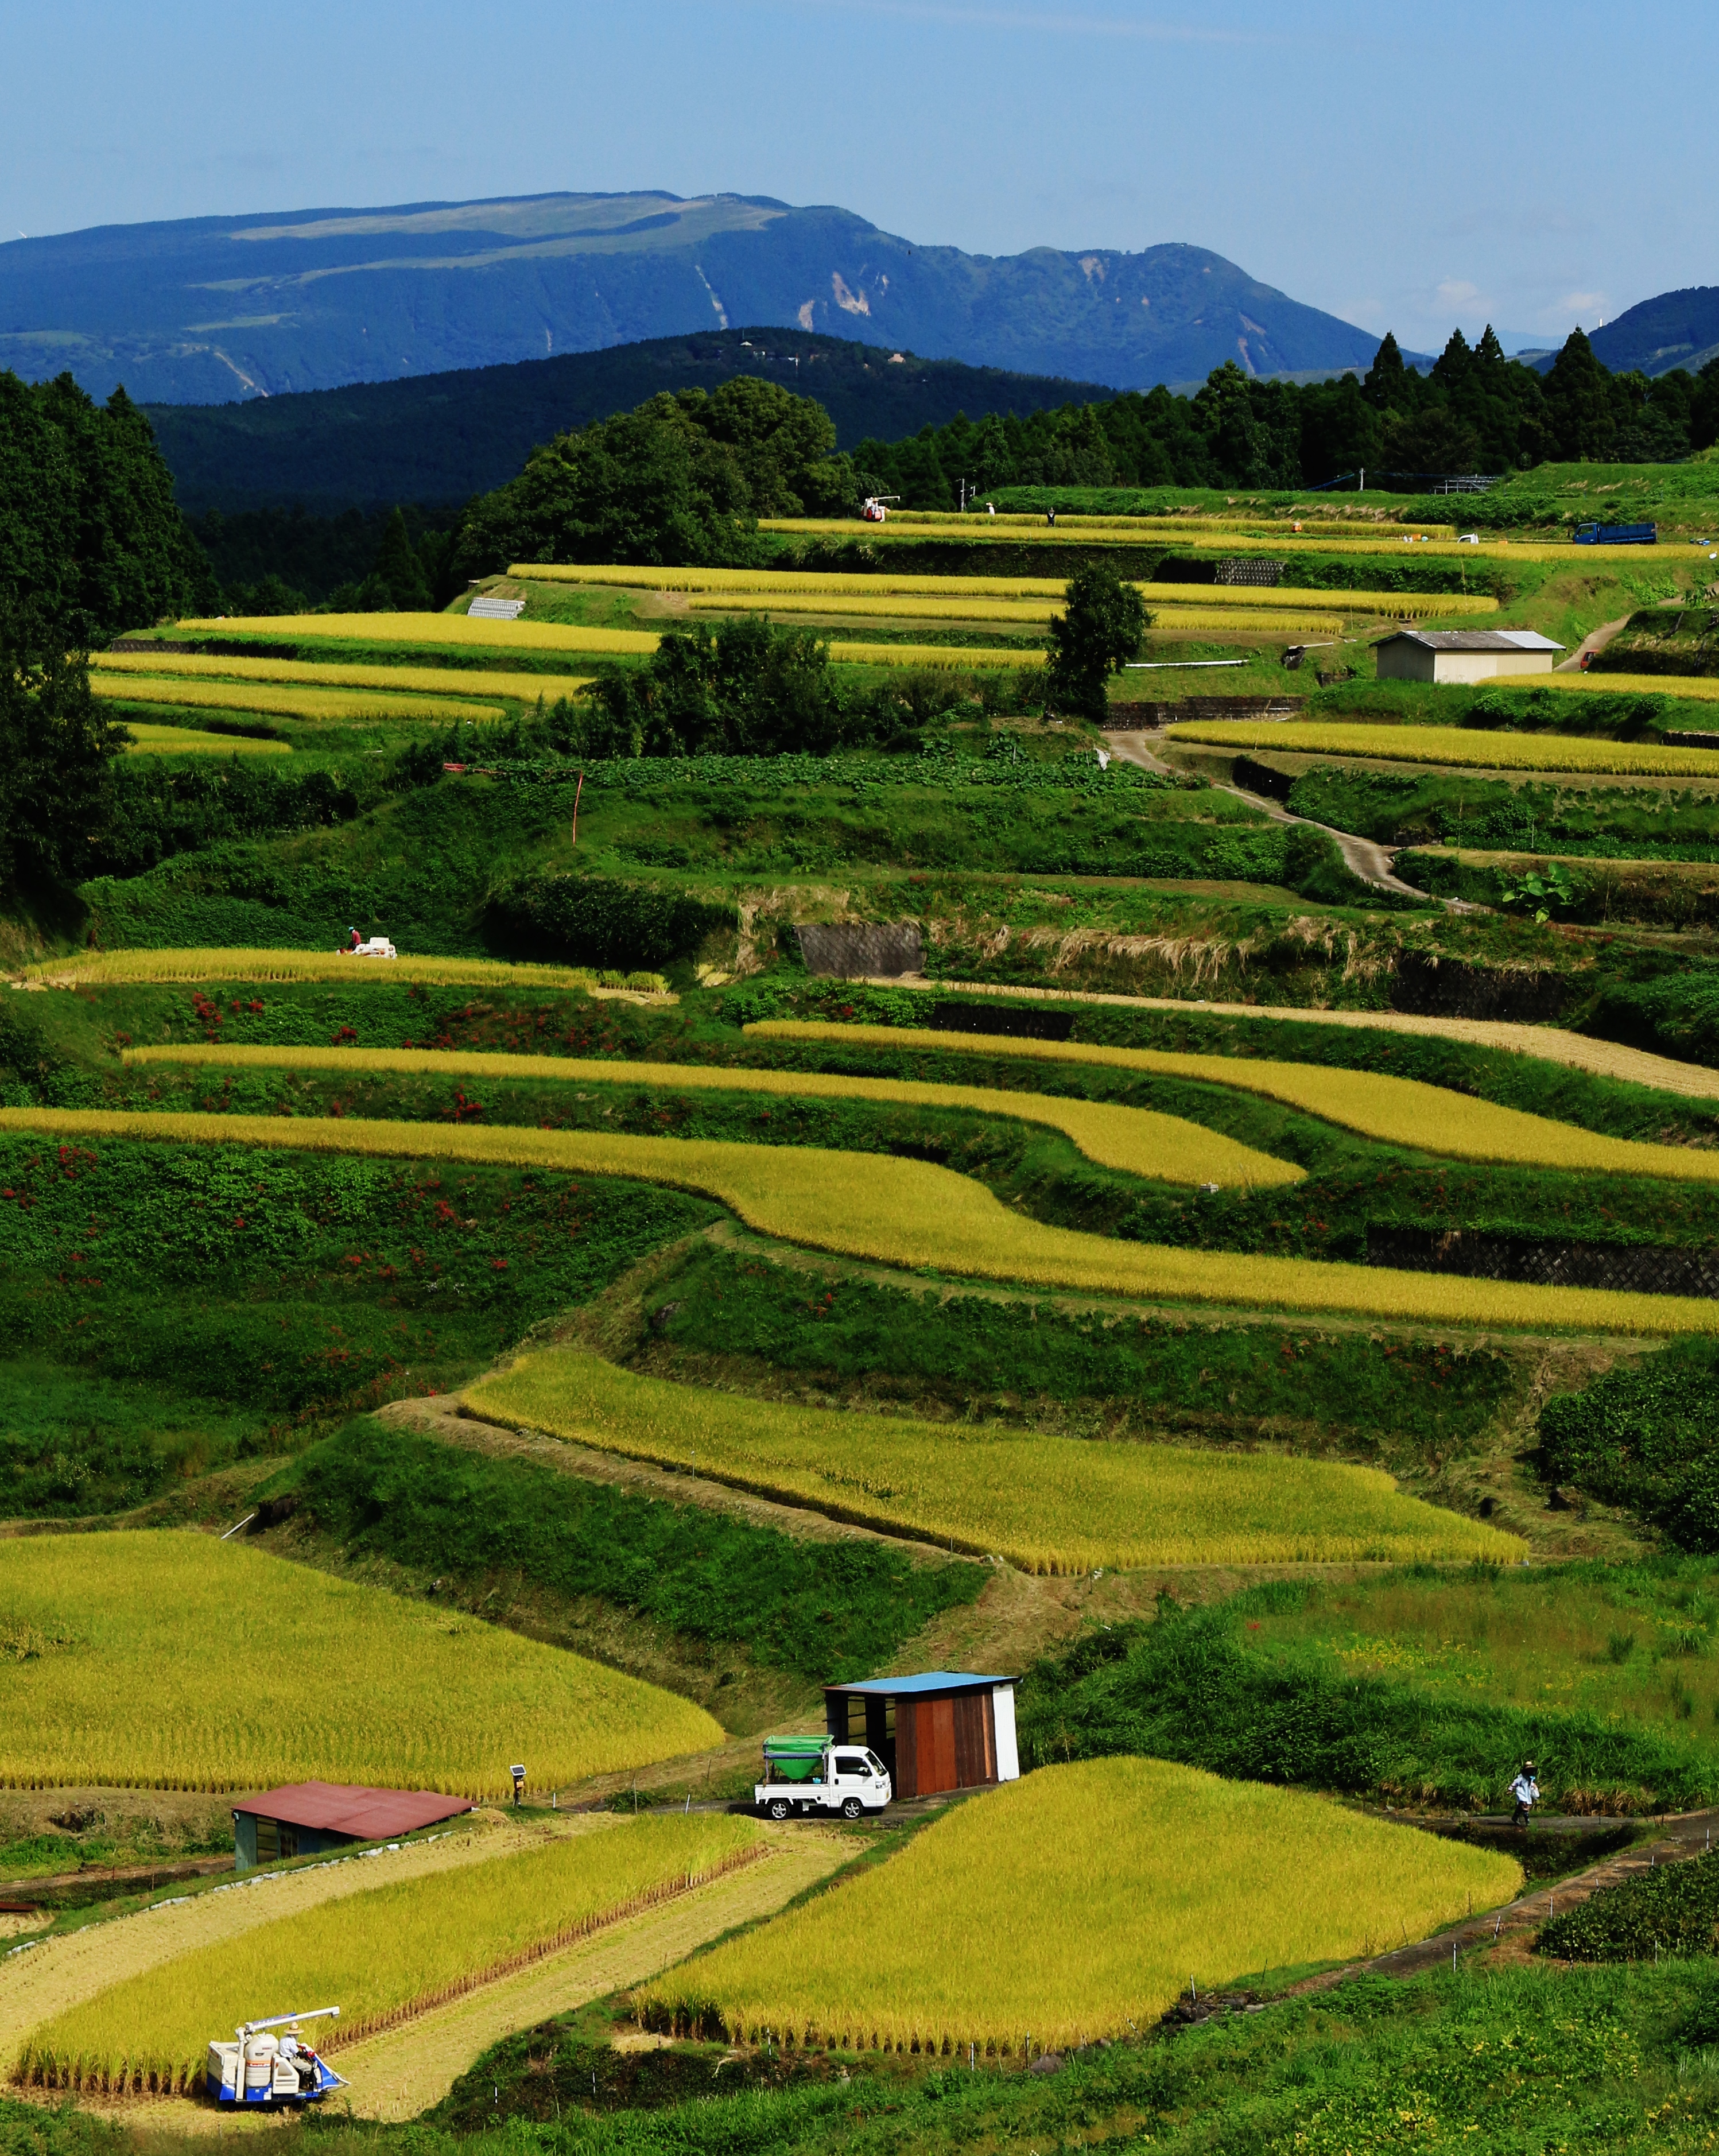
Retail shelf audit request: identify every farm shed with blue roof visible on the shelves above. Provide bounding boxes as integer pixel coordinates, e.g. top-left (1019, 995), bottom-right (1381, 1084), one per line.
top-left (823, 1671), bottom-right (1019, 1798)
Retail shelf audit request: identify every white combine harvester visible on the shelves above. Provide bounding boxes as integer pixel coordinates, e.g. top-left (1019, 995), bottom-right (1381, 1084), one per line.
top-left (205, 2007), bottom-right (346, 2106)
top-left (339, 929), bottom-right (398, 959)
top-left (860, 495), bottom-right (901, 524)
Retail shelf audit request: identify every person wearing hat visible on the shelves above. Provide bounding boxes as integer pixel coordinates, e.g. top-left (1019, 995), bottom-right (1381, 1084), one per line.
top-left (1510, 1758), bottom-right (1540, 1828)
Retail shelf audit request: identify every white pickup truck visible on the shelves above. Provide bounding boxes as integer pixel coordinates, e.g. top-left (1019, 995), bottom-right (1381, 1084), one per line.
top-left (755, 1735), bottom-right (891, 1820)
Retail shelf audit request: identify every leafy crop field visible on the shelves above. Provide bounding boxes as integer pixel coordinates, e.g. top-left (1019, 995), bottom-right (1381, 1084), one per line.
top-left (0, 1532), bottom-right (721, 1794)
top-left (171, 613), bottom-right (662, 655)
top-left (124, 1044), bottom-right (1306, 1191)
top-left (91, 675), bottom-right (505, 724)
top-left (5, 1106), bottom-right (1717, 1332)
top-left (463, 1344), bottom-right (1516, 1570)
top-left (18, 949), bottom-right (666, 992)
top-left (751, 1021), bottom-right (1719, 1184)
top-left (642, 1760), bottom-right (1520, 2050)
top-left (114, 723), bottom-right (293, 757)
top-left (94, 653), bottom-right (595, 704)
top-left (20, 1814), bottom-right (762, 2093)
top-left (1166, 720), bottom-right (1719, 775)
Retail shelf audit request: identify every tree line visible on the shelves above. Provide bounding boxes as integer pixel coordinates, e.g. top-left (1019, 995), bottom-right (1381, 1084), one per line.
top-left (848, 328), bottom-right (1719, 504)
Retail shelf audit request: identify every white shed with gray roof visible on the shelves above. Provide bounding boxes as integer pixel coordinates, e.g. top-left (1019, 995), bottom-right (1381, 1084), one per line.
top-left (1374, 629), bottom-right (1566, 685)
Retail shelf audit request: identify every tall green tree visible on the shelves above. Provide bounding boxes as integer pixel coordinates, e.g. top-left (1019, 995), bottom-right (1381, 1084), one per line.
top-left (581, 616), bottom-right (853, 757)
top-left (0, 371), bottom-right (211, 642)
top-left (1045, 560), bottom-right (1150, 719)
top-left (0, 611), bottom-right (125, 897)
top-left (1543, 329), bottom-right (1617, 461)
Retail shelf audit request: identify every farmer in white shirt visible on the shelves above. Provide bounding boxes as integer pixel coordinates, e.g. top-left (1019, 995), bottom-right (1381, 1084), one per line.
top-left (1510, 1759), bottom-right (1539, 1828)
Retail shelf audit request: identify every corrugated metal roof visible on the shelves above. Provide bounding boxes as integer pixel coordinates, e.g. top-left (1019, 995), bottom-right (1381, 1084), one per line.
top-left (825, 1670), bottom-right (1016, 1697)
top-left (232, 1782), bottom-right (474, 1837)
top-left (1377, 629), bottom-right (1566, 652)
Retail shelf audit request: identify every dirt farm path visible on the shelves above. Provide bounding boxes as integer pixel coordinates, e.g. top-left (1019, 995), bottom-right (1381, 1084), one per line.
top-left (38, 1829), bottom-right (849, 2132)
top-left (0, 1813), bottom-right (617, 2069)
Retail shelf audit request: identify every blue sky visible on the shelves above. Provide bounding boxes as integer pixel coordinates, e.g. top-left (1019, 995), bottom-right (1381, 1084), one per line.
top-left (2, 0), bottom-right (1703, 352)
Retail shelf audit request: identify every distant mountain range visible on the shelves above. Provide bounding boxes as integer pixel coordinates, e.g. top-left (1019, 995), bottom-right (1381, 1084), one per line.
top-left (1588, 287), bottom-right (1719, 378)
top-left (143, 329), bottom-right (1119, 511)
top-left (0, 189), bottom-right (1380, 404)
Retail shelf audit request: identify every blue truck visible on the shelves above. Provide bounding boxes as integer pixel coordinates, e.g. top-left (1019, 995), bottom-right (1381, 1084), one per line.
top-left (1574, 522), bottom-right (1656, 545)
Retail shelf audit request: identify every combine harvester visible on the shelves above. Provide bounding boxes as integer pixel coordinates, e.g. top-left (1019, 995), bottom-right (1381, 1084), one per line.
top-left (205, 2008), bottom-right (347, 2105)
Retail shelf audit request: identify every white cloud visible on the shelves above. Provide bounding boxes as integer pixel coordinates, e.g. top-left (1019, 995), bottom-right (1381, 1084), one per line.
top-left (1435, 278), bottom-right (1482, 310)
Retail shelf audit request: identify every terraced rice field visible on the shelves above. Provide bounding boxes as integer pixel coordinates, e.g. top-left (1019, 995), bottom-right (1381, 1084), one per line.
top-left (826, 642), bottom-right (1045, 669)
top-left (20, 1816), bottom-right (762, 2093)
top-left (124, 1043), bottom-right (1306, 1189)
top-left (94, 652), bottom-right (595, 704)
top-left (751, 1020), bottom-right (1719, 1183)
top-left (1545, 670), bottom-right (1719, 705)
top-left (641, 1759), bottom-right (1522, 2050)
top-left (0, 1532), bottom-right (721, 1794)
top-left (758, 521), bottom-right (1659, 564)
top-left (464, 1344), bottom-right (1519, 1569)
top-left (92, 675), bottom-right (505, 724)
top-left (172, 614), bottom-right (662, 656)
top-left (17, 949), bottom-right (668, 994)
top-left (115, 723), bottom-right (292, 757)
top-left (4, 1107), bottom-right (1714, 1333)
top-left (1165, 720), bottom-right (1719, 777)
top-left (683, 593), bottom-right (1347, 634)
top-left (514, 561), bottom-right (1497, 618)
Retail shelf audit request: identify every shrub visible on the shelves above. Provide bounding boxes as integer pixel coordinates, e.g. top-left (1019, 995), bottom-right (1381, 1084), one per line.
top-left (1538, 1848), bottom-right (1719, 1960)
top-left (486, 873), bottom-right (738, 970)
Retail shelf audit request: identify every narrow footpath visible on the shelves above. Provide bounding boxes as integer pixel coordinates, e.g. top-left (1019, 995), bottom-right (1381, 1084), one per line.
top-left (1102, 728), bottom-right (1445, 903)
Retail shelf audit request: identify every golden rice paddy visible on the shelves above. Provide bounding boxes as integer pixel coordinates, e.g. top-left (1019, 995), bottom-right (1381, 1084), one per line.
top-left (94, 652), bottom-right (594, 705)
top-left (641, 1759), bottom-right (1522, 2051)
top-left (1165, 720), bottom-right (1719, 777)
top-left (123, 1041), bottom-right (1305, 1189)
top-left (512, 561), bottom-right (1496, 618)
top-left (682, 592), bottom-right (1347, 634)
top-left (751, 1019), bottom-right (1719, 1185)
top-left (16, 948), bottom-right (668, 994)
top-left (115, 723), bottom-right (292, 757)
top-left (92, 675), bottom-right (505, 724)
top-left (465, 1343), bottom-right (1520, 1569)
top-left (3, 1107), bottom-right (1714, 1333)
top-left (21, 1815), bottom-right (761, 2093)
top-left (170, 614), bottom-right (662, 655)
top-left (0, 1532), bottom-right (723, 1796)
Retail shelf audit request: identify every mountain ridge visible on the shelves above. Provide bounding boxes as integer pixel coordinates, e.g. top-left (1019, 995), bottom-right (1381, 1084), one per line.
top-left (0, 188), bottom-right (1379, 403)
top-left (140, 327), bottom-right (1122, 512)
